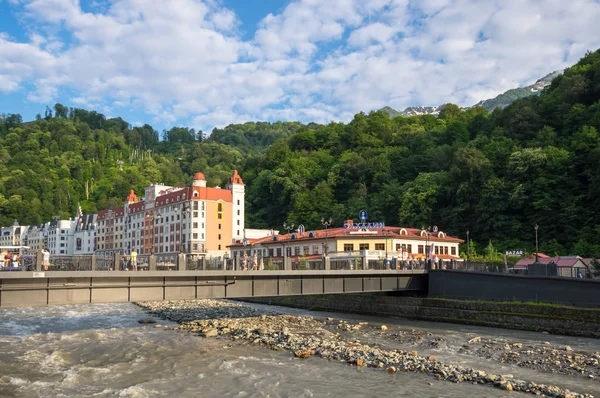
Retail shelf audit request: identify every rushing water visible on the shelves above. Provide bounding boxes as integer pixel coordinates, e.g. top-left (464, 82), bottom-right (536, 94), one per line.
top-left (0, 302), bottom-right (598, 397)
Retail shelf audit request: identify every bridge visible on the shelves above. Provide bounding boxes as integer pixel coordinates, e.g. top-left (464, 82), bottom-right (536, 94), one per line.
top-left (0, 270), bottom-right (427, 308)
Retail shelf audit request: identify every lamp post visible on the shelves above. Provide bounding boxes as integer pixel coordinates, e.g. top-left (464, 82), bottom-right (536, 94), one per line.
top-left (466, 230), bottom-right (470, 269)
top-left (534, 224), bottom-right (539, 264)
top-left (422, 226), bottom-right (437, 270)
top-left (283, 222), bottom-right (294, 269)
top-left (321, 217), bottom-right (332, 255)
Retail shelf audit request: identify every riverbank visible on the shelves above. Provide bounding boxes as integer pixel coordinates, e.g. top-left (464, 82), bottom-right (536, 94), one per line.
top-left (137, 299), bottom-right (598, 397)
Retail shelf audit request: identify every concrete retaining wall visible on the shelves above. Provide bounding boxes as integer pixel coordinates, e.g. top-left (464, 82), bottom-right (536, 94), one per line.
top-left (428, 270), bottom-right (600, 307)
top-left (243, 294), bottom-right (600, 338)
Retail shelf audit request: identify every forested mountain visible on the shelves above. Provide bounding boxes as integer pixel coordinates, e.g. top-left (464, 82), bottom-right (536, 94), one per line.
top-left (1, 50), bottom-right (600, 257)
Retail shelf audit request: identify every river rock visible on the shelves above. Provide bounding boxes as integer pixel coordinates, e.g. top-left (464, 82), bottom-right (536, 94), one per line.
top-left (202, 328), bottom-right (218, 337)
top-left (294, 349), bottom-right (312, 358)
top-left (387, 366), bottom-right (397, 374)
top-left (138, 318), bottom-right (156, 324)
top-left (381, 325), bottom-right (388, 331)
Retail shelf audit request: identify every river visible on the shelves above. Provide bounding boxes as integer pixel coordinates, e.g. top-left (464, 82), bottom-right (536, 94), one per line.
top-left (0, 301), bottom-right (598, 397)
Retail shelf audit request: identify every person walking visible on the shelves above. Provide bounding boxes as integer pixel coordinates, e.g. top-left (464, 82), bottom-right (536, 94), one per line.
top-left (42, 249), bottom-right (50, 271)
top-left (131, 249), bottom-right (138, 271)
top-left (121, 255), bottom-right (127, 271)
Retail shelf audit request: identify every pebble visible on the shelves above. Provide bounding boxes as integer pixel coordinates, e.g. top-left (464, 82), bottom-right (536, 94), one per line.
top-left (136, 299), bottom-right (595, 398)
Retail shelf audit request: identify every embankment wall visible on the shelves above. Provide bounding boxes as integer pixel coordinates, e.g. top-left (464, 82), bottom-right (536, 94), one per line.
top-left (429, 270), bottom-right (600, 308)
top-left (242, 294), bottom-right (600, 338)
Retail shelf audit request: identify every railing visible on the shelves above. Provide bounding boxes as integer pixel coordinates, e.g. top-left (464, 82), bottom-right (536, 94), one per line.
top-left (48, 256), bottom-right (93, 271)
top-left (443, 261), bottom-right (593, 279)
top-left (0, 255), bottom-right (35, 271)
top-left (1, 252), bottom-right (433, 273)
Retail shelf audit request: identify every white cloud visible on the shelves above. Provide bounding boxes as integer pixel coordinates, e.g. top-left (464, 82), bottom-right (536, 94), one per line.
top-left (1, 0), bottom-right (600, 131)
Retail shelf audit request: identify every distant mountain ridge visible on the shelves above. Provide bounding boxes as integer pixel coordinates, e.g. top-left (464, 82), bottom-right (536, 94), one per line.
top-left (380, 70), bottom-right (563, 117)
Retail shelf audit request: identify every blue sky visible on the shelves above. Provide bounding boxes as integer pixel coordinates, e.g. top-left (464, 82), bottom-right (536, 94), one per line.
top-left (1, 0), bottom-right (600, 132)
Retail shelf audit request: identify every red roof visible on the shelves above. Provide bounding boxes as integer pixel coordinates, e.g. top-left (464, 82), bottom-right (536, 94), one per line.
top-left (228, 226), bottom-right (463, 247)
top-left (514, 256), bottom-right (590, 269)
top-left (193, 172), bottom-right (206, 181)
top-left (228, 170), bottom-right (244, 185)
top-left (126, 189), bottom-right (139, 204)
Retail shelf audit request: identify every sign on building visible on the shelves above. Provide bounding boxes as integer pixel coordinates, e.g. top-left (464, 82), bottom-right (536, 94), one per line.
top-left (505, 250), bottom-right (525, 256)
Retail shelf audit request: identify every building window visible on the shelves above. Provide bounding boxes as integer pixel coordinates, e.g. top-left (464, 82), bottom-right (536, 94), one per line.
top-left (237, 200), bottom-right (240, 205)
top-left (344, 244), bottom-right (353, 252)
top-left (303, 246), bottom-right (309, 255)
top-left (193, 244), bottom-right (198, 250)
top-left (218, 203), bottom-right (223, 212)
top-left (445, 246), bottom-right (449, 255)
top-left (237, 209), bottom-right (240, 215)
top-left (451, 247), bottom-right (456, 255)
top-left (218, 245), bottom-right (221, 250)
top-left (218, 224), bottom-right (221, 230)
top-left (375, 243), bottom-right (384, 250)
top-left (193, 222), bottom-right (198, 228)
top-left (193, 233), bottom-right (198, 239)
top-left (313, 245), bottom-right (320, 254)
top-left (218, 213), bottom-right (222, 220)
top-left (418, 245), bottom-right (424, 254)
top-left (435, 246), bottom-right (439, 254)
top-left (218, 234), bottom-right (221, 240)
top-left (269, 249), bottom-right (274, 257)
top-left (194, 202), bottom-right (198, 210)
top-left (408, 244), bottom-right (412, 253)
top-left (193, 211), bottom-right (198, 218)
top-left (276, 248), bottom-right (281, 257)
top-left (201, 233), bottom-right (204, 239)
top-left (237, 230), bottom-right (239, 235)
top-left (359, 243), bottom-right (369, 250)
top-left (294, 247), bottom-right (300, 256)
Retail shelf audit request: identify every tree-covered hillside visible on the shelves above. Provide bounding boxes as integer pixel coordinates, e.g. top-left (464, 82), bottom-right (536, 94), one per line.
top-left (1, 50), bottom-right (600, 257)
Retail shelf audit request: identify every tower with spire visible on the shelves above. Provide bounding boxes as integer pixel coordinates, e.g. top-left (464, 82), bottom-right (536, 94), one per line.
top-left (226, 170), bottom-right (245, 242)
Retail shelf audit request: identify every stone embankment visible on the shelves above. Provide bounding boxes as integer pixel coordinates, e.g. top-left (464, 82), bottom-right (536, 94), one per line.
top-left (137, 299), bottom-right (595, 398)
top-left (243, 295), bottom-right (600, 338)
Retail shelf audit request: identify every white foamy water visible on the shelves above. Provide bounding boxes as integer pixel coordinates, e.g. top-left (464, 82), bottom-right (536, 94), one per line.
top-left (0, 302), bottom-right (597, 397)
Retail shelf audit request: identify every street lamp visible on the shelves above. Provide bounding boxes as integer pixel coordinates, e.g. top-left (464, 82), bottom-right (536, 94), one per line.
top-left (534, 224), bottom-right (539, 264)
top-left (283, 222), bottom-right (294, 268)
top-left (321, 217), bottom-right (332, 255)
top-left (422, 226), bottom-right (437, 270)
top-left (466, 230), bottom-right (470, 268)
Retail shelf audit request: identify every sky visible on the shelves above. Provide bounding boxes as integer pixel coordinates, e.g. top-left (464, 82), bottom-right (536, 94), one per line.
top-left (1, 0), bottom-right (600, 132)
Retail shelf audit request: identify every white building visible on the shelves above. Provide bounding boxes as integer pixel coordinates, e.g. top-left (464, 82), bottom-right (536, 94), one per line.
top-left (47, 219), bottom-right (77, 255)
top-left (73, 206), bottom-right (97, 255)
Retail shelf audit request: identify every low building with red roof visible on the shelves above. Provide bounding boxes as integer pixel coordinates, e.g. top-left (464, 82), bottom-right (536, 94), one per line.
top-left (228, 220), bottom-right (463, 270)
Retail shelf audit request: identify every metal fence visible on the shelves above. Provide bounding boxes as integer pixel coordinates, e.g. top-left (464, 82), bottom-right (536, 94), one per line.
top-left (330, 257), bottom-right (364, 270)
top-left (0, 255), bottom-right (35, 271)
top-left (48, 256), bottom-right (93, 271)
top-left (444, 261), bottom-right (593, 279)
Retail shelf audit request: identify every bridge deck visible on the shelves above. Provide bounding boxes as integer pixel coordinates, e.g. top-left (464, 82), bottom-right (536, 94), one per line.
top-left (0, 270), bottom-right (427, 308)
